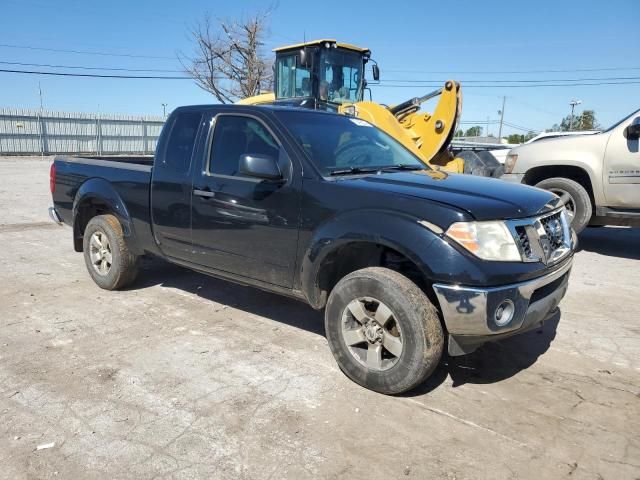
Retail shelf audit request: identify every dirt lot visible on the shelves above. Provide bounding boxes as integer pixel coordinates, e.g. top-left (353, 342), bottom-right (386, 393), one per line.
top-left (0, 156), bottom-right (639, 479)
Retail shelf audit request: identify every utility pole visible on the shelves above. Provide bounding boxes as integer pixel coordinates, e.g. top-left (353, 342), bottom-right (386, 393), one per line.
top-left (37, 82), bottom-right (44, 158)
top-left (497, 96), bottom-right (506, 141)
top-left (569, 99), bottom-right (582, 131)
top-left (38, 82), bottom-right (43, 111)
top-left (486, 116), bottom-right (490, 141)
top-left (161, 103), bottom-right (168, 118)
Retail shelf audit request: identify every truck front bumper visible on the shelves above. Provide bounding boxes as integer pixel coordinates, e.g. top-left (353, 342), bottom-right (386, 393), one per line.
top-left (433, 257), bottom-right (572, 356)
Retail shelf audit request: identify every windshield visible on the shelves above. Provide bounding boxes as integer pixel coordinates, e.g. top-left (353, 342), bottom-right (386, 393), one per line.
top-left (275, 54), bottom-right (311, 99)
top-left (320, 49), bottom-right (363, 104)
top-left (602, 108), bottom-right (640, 133)
top-left (274, 110), bottom-right (426, 176)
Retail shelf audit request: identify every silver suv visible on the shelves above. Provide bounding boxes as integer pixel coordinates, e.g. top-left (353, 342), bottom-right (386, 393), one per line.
top-left (502, 109), bottom-right (640, 233)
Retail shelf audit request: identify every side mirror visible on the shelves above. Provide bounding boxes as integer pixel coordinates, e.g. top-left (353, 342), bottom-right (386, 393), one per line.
top-left (299, 48), bottom-right (312, 68)
top-left (372, 64), bottom-right (380, 81)
top-left (239, 153), bottom-right (282, 180)
top-left (626, 118), bottom-right (640, 140)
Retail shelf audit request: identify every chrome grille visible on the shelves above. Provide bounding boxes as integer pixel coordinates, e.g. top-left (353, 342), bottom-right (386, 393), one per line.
top-left (540, 212), bottom-right (564, 250)
top-left (507, 209), bottom-right (572, 265)
top-left (515, 226), bottom-right (532, 257)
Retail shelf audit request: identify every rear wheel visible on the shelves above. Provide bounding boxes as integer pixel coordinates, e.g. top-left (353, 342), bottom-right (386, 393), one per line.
top-left (325, 267), bottom-right (444, 395)
top-left (535, 177), bottom-right (592, 233)
top-left (83, 214), bottom-right (138, 290)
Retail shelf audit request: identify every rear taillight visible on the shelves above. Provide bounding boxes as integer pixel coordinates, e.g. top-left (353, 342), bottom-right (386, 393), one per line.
top-left (50, 163), bottom-right (56, 194)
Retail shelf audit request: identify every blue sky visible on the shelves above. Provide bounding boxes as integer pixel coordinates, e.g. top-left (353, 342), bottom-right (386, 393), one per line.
top-left (0, 0), bottom-right (637, 136)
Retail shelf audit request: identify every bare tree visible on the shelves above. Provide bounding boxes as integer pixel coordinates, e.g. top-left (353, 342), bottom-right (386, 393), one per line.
top-left (181, 12), bottom-right (273, 103)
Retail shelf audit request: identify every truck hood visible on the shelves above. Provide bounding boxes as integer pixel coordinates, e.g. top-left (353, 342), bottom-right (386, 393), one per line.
top-left (340, 170), bottom-right (559, 221)
top-left (510, 131), bottom-right (609, 169)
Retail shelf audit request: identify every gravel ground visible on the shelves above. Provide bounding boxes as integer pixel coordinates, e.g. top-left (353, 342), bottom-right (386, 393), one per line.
top-left (1, 156), bottom-right (639, 479)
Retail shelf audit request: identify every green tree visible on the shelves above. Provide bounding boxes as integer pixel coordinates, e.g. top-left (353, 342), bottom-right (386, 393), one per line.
top-left (579, 110), bottom-right (599, 130)
top-left (554, 110), bottom-right (600, 131)
top-left (464, 126), bottom-right (482, 137)
top-left (455, 129), bottom-right (464, 137)
top-left (507, 133), bottom-right (524, 144)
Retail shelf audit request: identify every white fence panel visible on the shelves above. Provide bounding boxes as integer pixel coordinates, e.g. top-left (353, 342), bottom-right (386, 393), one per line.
top-left (0, 107), bottom-right (166, 155)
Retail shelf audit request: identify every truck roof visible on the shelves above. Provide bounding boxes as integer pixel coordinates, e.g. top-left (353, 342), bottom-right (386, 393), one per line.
top-left (172, 104), bottom-right (338, 117)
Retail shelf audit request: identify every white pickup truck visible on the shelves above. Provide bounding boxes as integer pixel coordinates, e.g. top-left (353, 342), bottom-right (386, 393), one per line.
top-left (502, 109), bottom-right (640, 233)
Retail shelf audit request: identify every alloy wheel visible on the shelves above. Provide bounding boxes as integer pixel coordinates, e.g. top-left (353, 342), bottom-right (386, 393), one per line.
top-left (341, 297), bottom-right (404, 371)
top-left (89, 230), bottom-right (112, 276)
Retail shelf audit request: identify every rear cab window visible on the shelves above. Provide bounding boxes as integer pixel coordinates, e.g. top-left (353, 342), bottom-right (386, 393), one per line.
top-left (163, 112), bottom-right (202, 173)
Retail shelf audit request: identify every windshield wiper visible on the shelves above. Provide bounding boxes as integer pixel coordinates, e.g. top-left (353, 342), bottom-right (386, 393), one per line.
top-left (380, 164), bottom-right (424, 172)
top-left (328, 166), bottom-right (381, 176)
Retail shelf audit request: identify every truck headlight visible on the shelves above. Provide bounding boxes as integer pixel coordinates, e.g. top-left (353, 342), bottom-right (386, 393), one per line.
top-left (446, 221), bottom-right (521, 261)
top-left (504, 153), bottom-right (518, 174)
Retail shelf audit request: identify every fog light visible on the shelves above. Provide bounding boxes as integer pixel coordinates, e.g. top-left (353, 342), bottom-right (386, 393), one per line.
top-left (494, 300), bottom-right (515, 326)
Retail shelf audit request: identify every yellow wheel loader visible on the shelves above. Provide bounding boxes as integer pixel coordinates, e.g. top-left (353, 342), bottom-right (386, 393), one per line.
top-left (237, 39), bottom-right (464, 173)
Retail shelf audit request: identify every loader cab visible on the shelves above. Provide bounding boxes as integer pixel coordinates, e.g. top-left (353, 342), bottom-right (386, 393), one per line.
top-left (273, 39), bottom-right (375, 111)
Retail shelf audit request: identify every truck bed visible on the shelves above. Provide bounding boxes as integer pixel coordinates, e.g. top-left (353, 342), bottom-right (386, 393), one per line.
top-left (52, 154), bottom-right (156, 256)
top-left (57, 155), bottom-right (154, 168)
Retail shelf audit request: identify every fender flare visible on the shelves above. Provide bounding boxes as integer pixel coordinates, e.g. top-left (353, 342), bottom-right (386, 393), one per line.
top-left (299, 209), bottom-right (443, 309)
top-left (72, 178), bottom-right (137, 251)
top-left (522, 160), bottom-right (601, 204)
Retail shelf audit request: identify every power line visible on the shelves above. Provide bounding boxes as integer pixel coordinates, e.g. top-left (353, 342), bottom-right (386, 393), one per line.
top-left (383, 66), bottom-right (640, 74)
top-left (0, 42), bottom-right (176, 60)
top-left (0, 60), bottom-right (184, 73)
top-left (383, 76), bottom-right (640, 83)
top-left (3, 63), bottom-right (636, 86)
top-left (374, 81), bottom-right (640, 88)
top-left (459, 120), bottom-right (538, 132)
top-left (2, 67), bottom-right (639, 89)
top-left (502, 121), bottom-right (538, 132)
top-left (0, 68), bottom-right (190, 79)
top-left (7, 61), bottom-right (635, 83)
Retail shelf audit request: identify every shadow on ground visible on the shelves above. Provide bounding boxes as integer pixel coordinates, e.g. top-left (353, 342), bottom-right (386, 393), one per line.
top-left (578, 226), bottom-right (640, 260)
top-left (405, 310), bottom-right (560, 396)
top-left (132, 256), bottom-right (325, 336)
top-left (130, 257), bottom-right (560, 395)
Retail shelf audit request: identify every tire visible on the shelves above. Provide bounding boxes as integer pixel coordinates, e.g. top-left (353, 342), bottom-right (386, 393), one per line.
top-left (535, 177), bottom-right (592, 234)
top-left (82, 214), bottom-right (138, 290)
top-left (325, 267), bottom-right (444, 395)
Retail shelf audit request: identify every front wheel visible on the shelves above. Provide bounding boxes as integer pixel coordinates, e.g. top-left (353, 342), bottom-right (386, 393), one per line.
top-left (83, 214), bottom-right (138, 290)
top-left (325, 267), bottom-right (444, 395)
top-left (535, 177), bottom-right (592, 233)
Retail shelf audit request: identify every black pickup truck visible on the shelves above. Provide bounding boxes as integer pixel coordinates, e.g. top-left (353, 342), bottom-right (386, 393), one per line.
top-left (49, 105), bottom-right (575, 394)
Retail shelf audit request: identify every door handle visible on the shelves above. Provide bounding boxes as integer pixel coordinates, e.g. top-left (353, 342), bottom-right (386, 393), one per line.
top-left (193, 189), bottom-right (215, 198)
